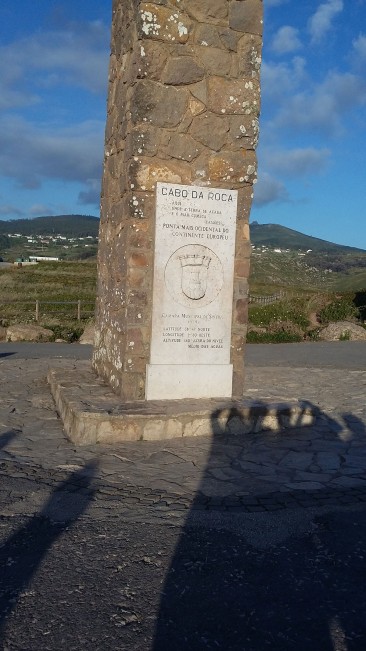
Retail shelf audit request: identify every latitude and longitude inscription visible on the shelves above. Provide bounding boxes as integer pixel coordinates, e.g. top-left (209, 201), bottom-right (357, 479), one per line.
top-left (149, 183), bottom-right (238, 367)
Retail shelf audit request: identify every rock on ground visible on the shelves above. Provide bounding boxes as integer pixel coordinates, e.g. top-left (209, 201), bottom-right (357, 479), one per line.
top-left (319, 320), bottom-right (366, 341)
top-left (6, 324), bottom-right (54, 342)
top-left (79, 322), bottom-right (95, 345)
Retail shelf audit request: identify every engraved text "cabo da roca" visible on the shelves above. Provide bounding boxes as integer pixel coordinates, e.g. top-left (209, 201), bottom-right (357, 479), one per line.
top-left (161, 187), bottom-right (234, 202)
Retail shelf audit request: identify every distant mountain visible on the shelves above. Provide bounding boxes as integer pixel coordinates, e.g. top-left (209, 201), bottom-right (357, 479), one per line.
top-left (1, 215), bottom-right (365, 256)
top-left (0, 215), bottom-right (99, 238)
top-left (250, 223), bottom-right (366, 254)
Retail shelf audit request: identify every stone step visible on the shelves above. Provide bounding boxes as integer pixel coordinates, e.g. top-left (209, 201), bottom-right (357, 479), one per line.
top-left (48, 362), bottom-right (315, 445)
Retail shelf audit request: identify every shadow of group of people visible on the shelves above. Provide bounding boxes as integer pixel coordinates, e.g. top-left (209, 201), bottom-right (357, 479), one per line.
top-left (153, 402), bottom-right (366, 650)
top-left (0, 400), bottom-right (365, 649)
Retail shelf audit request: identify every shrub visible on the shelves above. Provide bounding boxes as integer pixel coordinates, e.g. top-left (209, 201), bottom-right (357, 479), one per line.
top-left (42, 323), bottom-right (84, 343)
top-left (339, 330), bottom-right (351, 341)
top-left (249, 299), bottom-right (309, 329)
top-left (354, 290), bottom-right (366, 321)
top-left (318, 294), bottom-right (359, 324)
top-left (268, 319), bottom-right (304, 338)
top-left (306, 328), bottom-right (321, 341)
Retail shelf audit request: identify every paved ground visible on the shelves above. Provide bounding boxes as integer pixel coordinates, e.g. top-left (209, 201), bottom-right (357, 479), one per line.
top-left (1, 340), bottom-right (366, 367)
top-left (1, 342), bottom-right (365, 505)
top-left (0, 341), bottom-right (366, 649)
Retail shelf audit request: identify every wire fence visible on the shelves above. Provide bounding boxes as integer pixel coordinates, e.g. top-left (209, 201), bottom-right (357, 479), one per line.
top-left (249, 291), bottom-right (285, 305)
top-left (0, 299), bottom-right (95, 322)
top-left (1, 294), bottom-right (287, 319)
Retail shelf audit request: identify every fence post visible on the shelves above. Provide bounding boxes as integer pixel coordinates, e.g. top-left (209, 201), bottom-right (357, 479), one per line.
top-left (77, 300), bottom-right (81, 321)
top-left (35, 300), bottom-right (39, 322)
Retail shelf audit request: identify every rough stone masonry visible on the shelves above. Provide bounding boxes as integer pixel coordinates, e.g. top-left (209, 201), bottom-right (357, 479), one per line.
top-left (93, 0), bottom-right (263, 401)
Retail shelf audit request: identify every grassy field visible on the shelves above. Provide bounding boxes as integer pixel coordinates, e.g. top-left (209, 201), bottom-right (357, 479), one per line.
top-left (249, 250), bottom-right (333, 293)
top-left (0, 240), bottom-right (98, 263)
top-left (250, 248), bottom-right (366, 293)
top-left (248, 249), bottom-right (366, 342)
top-left (0, 254), bottom-right (365, 344)
top-left (0, 261), bottom-right (96, 340)
top-left (329, 270), bottom-right (366, 292)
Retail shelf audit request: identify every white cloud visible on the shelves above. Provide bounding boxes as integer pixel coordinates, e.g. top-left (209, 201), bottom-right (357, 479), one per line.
top-left (78, 179), bottom-right (101, 206)
top-left (0, 116), bottom-right (104, 189)
top-left (253, 147), bottom-right (330, 207)
top-left (253, 172), bottom-right (289, 206)
top-left (271, 26), bottom-right (302, 55)
top-left (0, 20), bottom-right (109, 110)
top-left (262, 147), bottom-right (330, 177)
top-left (274, 71), bottom-right (366, 135)
top-left (0, 204), bottom-right (24, 217)
top-left (308, 0), bottom-right (343, 43)
top-left (352, 33), bottom-right (366, 67)
top-left (29, 204), bottom-right (55, 216)
top-left (261, 57), bottom-right (307, 102)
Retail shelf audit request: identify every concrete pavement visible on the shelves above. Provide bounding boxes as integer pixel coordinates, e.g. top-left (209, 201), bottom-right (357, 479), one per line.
top-left (0, 342), bottom-right (365, 512)
top-left (1, 339), bottom-right (366, 367)
top-left (1, 341), bottom-right (366, 649)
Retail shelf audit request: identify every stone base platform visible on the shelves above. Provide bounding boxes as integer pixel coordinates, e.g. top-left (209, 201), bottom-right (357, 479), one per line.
top-left (48, 362), bottom-right (315, 446)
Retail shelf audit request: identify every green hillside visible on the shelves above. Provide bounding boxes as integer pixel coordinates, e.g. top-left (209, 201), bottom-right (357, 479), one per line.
top-left (0, 215), bottom-right (99, 238)
top-left (1, 216), bottom-right (365, 292)
top-left (250, 222), bottom-right (366, 254)
top-left (1, 216), bottom-right (363, 256)
top-left (250, 223), bottom-right (366, 291)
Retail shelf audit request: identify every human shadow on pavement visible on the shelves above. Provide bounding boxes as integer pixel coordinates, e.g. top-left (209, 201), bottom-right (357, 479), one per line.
top-left (153, 400), bottom-right (366, 650)
top-left (0, 460), bottom-right (98, 641)
top-left (0, 430), bottom-right (17, 450)
top-left (343, 413), bottom-right (366, 437)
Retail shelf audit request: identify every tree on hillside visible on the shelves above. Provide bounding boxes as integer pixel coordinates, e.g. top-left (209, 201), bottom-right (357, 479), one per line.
top-left (0, 234), bottom-right (11, 249)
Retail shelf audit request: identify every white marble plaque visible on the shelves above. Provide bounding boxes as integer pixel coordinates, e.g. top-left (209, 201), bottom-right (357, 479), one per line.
top-left (146, 182), bottom-right (238, 400)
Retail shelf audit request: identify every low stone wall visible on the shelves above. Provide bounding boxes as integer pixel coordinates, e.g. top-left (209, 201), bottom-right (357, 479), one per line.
top-left (48, 363), bottom-right (315, 445)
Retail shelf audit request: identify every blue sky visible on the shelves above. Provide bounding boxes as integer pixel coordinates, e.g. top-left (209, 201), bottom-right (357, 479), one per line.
top-left (0, 1), bottom-right (365, 249)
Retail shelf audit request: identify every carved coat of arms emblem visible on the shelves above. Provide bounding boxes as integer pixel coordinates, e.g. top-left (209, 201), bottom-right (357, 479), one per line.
top-left (178, 254), bottom-right (211, 300)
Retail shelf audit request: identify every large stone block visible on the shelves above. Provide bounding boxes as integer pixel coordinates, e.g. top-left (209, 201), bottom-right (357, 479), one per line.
top-left (125, 127), bottom-right (161, 159)
top-left (137, 40), bottom-right (169, 80)
top-left (139, 4), bottom-right (192, 43)
top-left (131, 80), bottom-right (189, 127)
top-left (207, 76), bottom-right (260, 115)
top-left (129, 157), bottom-right (192, 191)
top-left (194, 24), bottom-right (223, 48)
top-left (164, 133), bottom-right (203, 161)
top-left (198, 46), bottom-right (232, 77)
top-left (208, 149), bottom-right (257, 184)
top-left (189, 79), bottom-right (208, 105)
top-left (229, 115), bottom-right (260, 149)
top-left (185, 0), bottom-right (229, 25)
top-left (190, 112), bottom-right (229, 151)
top-left (237, 33), bottom-right (262, 78)
top-left (189, 96), bottom-right (206, 116)
top-left (163, 56), bottom-right (205, 85)
top-left (235, 258), bottom-right (251, 278)
top-left (229, 0), bottom-right (263, 36)
top-left (218, 27), bottom-right (242, 51)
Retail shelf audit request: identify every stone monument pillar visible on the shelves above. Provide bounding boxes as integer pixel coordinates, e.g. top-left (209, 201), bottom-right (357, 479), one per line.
top-left (93, 0), bottom-right (263, 401)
